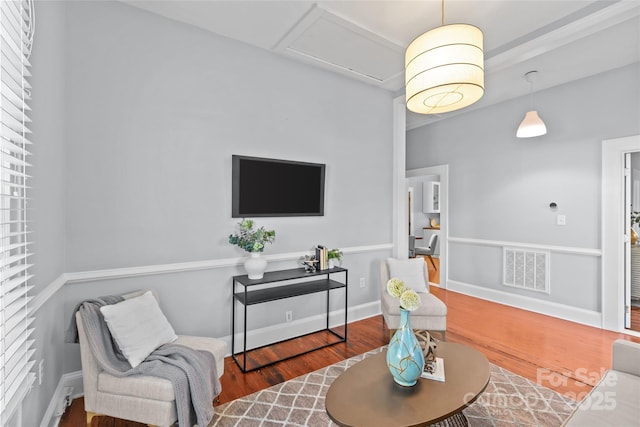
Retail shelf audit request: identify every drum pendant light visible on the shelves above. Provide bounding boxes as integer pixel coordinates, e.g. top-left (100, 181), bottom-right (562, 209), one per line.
top-left (405, 0), bottom-right (484, 115)
top-left (516, 71), bottom-right (547, 138)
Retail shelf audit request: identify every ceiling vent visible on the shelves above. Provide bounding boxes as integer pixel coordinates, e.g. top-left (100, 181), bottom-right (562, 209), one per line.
top-left (274, 5), bottom-right (404, 89)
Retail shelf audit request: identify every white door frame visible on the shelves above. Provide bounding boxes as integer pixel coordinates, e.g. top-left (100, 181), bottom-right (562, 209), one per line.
top-left (392, 95), bottom-right (407, 260)
top-left (391, 95), bottom-right (449, 287)
top-left (602, 134), bottom-right (640, 332)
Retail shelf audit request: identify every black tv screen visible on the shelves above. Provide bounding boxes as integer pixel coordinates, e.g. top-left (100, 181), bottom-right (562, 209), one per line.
top-left (232, 155), bottom-right (325, 217)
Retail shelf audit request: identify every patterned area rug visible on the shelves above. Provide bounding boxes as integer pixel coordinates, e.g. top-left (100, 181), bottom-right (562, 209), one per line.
top-left (210, 347), bottom-right (577, 427)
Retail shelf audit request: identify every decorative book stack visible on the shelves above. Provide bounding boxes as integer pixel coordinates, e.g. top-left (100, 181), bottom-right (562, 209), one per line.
top-left (315, 245), bottom-right (328, 270)
top-left (421, 357), bottom-right (445, 382)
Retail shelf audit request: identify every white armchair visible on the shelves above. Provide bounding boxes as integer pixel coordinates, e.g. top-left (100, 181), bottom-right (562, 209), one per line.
top-left (380, 259), bottom-right (447, 339)
top-left (76, 290), bottom-right (227, 427)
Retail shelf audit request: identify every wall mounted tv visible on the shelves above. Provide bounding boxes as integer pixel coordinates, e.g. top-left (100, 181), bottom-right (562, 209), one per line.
top-left (232, 155), bottom-right (325, 217)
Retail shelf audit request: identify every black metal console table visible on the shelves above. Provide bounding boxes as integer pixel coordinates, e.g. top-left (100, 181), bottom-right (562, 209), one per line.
top-left (232, 267), bottom-right (348, 373)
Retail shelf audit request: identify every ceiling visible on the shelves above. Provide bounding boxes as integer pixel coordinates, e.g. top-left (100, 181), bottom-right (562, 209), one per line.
top-left (122, 0), bottom-right (640, 129)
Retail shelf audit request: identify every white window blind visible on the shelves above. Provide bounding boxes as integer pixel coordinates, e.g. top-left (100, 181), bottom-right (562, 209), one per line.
top-left (0, 0), bottom-right (35, 423)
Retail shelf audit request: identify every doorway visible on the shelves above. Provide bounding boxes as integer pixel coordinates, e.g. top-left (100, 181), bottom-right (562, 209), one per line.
top-left (627, 152), bottom-right (640, 332)
top-left (602, 134), bottom-right (640, 335)
top-left (407, 165), bottom-right (448, 288)
top-left (407, 175), bottom-right (441, 285)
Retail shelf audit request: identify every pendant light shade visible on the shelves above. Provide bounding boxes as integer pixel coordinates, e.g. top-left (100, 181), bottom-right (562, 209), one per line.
top-left (516, 111), bottom-right (547, 138)
top-left (516, 71), bottom-right (547, 138)
top-left (405, 23), bottom-right (484, 115)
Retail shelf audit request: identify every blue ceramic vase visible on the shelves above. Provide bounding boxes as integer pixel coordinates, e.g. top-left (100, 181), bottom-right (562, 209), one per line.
top-left (386, 308), bottom-right (425, 386)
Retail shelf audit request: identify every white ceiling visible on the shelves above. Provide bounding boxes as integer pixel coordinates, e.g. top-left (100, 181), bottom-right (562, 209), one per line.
top-left (122, 0), bottom-right (640, 129)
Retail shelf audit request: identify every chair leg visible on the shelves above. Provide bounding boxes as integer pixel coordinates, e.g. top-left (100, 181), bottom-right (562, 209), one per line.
top-left (86, 412), bottom-right (97, 427)
top-left (86, 411), bottom-right (159, 427)
top-left (427, 255), bottom-right (437, 271)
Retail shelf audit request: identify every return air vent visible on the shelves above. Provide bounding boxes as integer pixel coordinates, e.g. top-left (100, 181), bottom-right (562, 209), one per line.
top-left (274, 5), bottom-right (404, 89)
top-left (503, 247), bottom-right (550, 293)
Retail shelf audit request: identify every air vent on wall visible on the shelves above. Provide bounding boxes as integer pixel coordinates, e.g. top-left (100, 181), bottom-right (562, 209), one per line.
top-left (503, 247), bottom-right (550, 293)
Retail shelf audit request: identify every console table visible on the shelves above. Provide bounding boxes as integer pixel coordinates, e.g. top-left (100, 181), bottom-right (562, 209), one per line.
top-left (232, 267), bottom-right (348, 373)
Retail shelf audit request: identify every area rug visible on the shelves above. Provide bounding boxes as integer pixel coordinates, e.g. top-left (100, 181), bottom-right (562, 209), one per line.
top-left (210, 347), bottom-right (577, 427)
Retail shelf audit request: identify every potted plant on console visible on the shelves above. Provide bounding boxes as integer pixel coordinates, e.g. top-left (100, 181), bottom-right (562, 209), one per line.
top-left (229, 219), bottom-right (276, 280)
top-left (327, 248), bottom-right (343, 269)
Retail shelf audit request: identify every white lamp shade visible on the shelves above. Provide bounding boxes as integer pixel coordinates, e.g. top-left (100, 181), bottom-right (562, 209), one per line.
top-left (406, 24), bottom-right (484, 114)
top-left (516, 110), bottom-right (547, 138)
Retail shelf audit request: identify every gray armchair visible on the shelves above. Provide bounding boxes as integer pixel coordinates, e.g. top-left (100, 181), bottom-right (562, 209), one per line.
top-left (415, 234), bottom-right (438, 270)
top-left (563, 340), bottom-right (640, 426)
top-left (76, 290), bottom-right (227, 427)
top-left (380, 260), bottom-right (447, 339)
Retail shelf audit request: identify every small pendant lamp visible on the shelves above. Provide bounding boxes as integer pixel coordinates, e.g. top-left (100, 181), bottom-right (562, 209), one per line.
top-left (405, 0), bottom-right (484, 115)
top-left (516, 71), bottom-right (547, 138)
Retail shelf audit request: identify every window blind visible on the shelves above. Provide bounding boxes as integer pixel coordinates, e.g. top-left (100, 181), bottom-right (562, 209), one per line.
top-left (0, 0), bottom-right (35, 423)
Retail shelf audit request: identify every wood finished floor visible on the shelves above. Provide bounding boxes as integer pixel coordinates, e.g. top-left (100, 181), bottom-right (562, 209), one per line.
top-left (631, 305), bottom-right (640, 332)
top-left (421, 255), bottom-right (439, 284)
top-left (60, 284), bottom-right (640, 427)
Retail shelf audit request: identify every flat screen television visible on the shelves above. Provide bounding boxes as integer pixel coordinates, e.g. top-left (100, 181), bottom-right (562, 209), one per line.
top-left (232, 155), bottom-right (325, 217)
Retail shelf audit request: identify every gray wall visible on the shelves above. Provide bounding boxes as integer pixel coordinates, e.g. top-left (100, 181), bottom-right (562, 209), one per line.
top-left (52, 1), bottom-right (394, 376)
top-left (63, 1), bottom-right (393, 272)
top-left (23, 0), bottom-right (395, 421)
top-left (23, 1), bottom-right (68, 425)
top-left (407, 63), bottom-right (640, 312)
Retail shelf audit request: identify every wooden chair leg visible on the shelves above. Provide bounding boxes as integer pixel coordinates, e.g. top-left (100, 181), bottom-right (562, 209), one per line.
top-left (86, 412), bottom-right (97, 427)
top-left (427, 255), bottom-right (437, 270)
top-left (86, 411), bottom-right (159, 427)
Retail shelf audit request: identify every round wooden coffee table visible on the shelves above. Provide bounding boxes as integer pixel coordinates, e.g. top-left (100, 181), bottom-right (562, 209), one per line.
top-left (325, 342), bottom-right (490, 427)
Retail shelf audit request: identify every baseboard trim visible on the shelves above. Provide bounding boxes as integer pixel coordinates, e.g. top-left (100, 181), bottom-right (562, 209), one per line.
top-left (448, 236), bottom-right (601, 257)
top-left (40, 371), bottom-right (83, 427)
top-left (225, 300), bottom-right (381, 354)
top-left (448, 280), bottom-right (602, 328)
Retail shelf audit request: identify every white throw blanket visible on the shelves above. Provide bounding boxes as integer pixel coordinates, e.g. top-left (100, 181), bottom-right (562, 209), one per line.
top-left (66, 296), bottom-right (220, 426)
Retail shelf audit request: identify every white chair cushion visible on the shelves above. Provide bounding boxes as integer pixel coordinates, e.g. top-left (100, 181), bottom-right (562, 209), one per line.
top-left (387, 258), bottom-right (429, 293)
top-left (97, 334), bottom-right (227, 403)
top-left (174, 335), bottom-right (227, 377)
top-left (100, 291), bottom-right (178, 367)
top-left (381, 291), bottom-right (447, 317)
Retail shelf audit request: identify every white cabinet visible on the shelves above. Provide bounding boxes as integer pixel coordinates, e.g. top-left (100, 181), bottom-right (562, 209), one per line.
top-left (422, 181), bottom-right (440, 213)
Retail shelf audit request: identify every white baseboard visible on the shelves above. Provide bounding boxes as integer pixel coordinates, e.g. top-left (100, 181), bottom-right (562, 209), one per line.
top-left (447, 280), bottom-right (602, 328)
top-left (40, 371), bottom-right (83, 427)
top-left (225, 300), bottom-right (381, 354)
